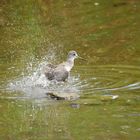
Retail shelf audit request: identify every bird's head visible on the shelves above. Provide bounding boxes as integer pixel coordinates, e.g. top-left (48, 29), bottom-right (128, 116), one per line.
top-left (67, 50), bottom-right (86, 61)
top-left (67, 50), bottom-right (78, 60)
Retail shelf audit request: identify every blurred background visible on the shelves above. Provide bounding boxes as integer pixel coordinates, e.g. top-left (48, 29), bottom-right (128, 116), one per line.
top-left (0, 0), bottom-right (140, 140)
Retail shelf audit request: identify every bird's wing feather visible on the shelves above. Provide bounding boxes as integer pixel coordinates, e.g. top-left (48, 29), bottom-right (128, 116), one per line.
top-left (53, 66), bottom-right (69, 81)
top-left (44, 62), bottom-right (69, 81)
top-left (46, 64), bottom-right (57, 69)
top-left (44, 64), bottom-right (57, 80)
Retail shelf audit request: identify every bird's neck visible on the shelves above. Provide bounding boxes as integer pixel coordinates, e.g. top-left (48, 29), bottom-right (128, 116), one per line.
top-left (65, 58), bottom-right (75, 72)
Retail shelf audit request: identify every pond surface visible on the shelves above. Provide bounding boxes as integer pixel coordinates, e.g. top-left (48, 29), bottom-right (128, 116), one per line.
top-left (0, 0), bottom-right (140, 139)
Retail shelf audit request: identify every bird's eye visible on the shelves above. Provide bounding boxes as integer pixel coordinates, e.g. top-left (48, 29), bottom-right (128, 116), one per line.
top-left (73, 53), bottom-right (76, 56)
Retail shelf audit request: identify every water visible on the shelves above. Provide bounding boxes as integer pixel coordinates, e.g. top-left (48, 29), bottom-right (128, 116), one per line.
top-left (0, 0), bottom-right (140, 139)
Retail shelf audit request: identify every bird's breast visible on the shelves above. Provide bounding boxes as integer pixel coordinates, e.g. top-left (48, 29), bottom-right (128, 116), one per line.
top-left (64, 65), bottom-right (73, 72)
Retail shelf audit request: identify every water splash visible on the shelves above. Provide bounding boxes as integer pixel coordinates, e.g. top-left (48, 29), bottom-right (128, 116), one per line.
top-left (7, 50), bottom-right (82, 99)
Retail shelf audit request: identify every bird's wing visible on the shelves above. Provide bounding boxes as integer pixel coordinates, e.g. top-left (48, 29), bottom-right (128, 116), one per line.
top-left (44, 63), bottom-right (57, 72)
top-left (46, 63), bottom-right (57, 69)
top-left (44, 64), bottom-right (57, 80)
top-left (53, 66), bottom-right (69, 81)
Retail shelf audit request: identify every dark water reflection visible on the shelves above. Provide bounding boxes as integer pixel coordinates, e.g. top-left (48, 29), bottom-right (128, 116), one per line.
top-left (0, 0), bottom-right (140, 139)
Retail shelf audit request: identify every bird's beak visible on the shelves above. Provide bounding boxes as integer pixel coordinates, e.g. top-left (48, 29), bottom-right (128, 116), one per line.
top-left (78, 56), bottom-right (87, 61)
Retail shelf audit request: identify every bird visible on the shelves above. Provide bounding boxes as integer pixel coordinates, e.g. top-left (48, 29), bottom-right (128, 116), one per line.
top-left (44, 50), bottom-right (84, 82)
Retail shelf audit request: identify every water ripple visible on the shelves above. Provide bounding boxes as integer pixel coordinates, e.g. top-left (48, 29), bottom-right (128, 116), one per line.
top-left (76, 65), bottom-right (140, 93)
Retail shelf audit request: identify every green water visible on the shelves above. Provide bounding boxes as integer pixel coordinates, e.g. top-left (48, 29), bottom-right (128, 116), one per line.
top-left (0, 0), bottom-right (140, 139)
